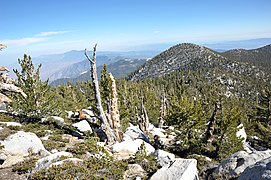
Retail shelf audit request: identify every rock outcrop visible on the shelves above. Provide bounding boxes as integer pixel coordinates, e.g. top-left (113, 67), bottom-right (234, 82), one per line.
top-left (123, 123), bottom-right (149, 143)
top-left (238, 156), bottom-right (271, 180)
top-left (123, 164), bottom-right (147, 180)
top-left (72, 120), bottom-right (93, 133)
top-left (113, 139), bottom-right (155, 160)
top-left (154, 149), bottom-right (175, 167)
top-left (35, 151), bottom-right (73, 171)
top-left (150, 158), bottom-right (198, 180)
top-left (1, 131), bottom-right (49, 156)
top-left (0, 131), bottom-right (50, 168)
top-left (213, 150), bottom-right (271, 179)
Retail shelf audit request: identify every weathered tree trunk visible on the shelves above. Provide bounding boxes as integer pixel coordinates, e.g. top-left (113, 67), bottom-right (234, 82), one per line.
top-left (205, 102), bottom-right (219, 144)
top-left (85, 45), bottom-right (116, 143)
top-left (158, 92), bottom-right (167, 128)
top-left (139, 96), bottom-right (149, 134)
top-left (109, 73), bottom-right (122, 141)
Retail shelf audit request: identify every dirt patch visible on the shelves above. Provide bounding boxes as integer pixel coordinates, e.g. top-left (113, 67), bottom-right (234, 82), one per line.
top-left (0, 167), bottom-right (27, 180)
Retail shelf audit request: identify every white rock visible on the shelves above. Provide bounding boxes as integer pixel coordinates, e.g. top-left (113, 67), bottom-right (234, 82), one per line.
top-left (123, 133), bottom-right (133, 141)
top-left (82, 109), bottom-right (98, 123)
top-left (41, 116), bottom-right (64, 124)
top-left (239, 156), bottom-right (271, 180)
top-left (51, 157), bottom-right (83, 167)
top-left (124, 164), bottom-right (146, 179)
top-left (0, 122), bottom-right (22, 127)
top-left (149, 127), bottom-right (166, 138)
top-left (0, 153), bottom-right (7, 162)
top-left (65, 111), bottom-right (74, 118)
top-left (1, 131), bottom-right (48, 156)
top-left (72, 120), bottom-right (92, 133)
top-left (236, 124), bottom-right (247, 144)
top-left (51, 149), bottom-right (58, 154)
top-left (113, 139), bottom-right (155, 155)
top-left (82, 109), bottom-right (95, 117)
top-left (213, 150), bottom-right (271, 179)
top-left (154, 150), bottom-right (175, 167)
top-left (150, 158), bottom-right (198, 180)
top-left (35, 151), bottom-right (73, 171)
top-left (0, 155), bottom-right (24, 168)
top-left (124, 124), bottom-right (149, 142)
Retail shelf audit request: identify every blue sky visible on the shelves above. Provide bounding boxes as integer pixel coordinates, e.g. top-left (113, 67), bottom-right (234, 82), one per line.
top-left (1, 0), bottom-right (271, 64)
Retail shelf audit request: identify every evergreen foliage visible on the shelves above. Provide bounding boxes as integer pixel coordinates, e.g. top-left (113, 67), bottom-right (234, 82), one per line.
top-left (12, 54), bottom-right (59, 119)
top-left (100, 64), bottom-right (112, 112)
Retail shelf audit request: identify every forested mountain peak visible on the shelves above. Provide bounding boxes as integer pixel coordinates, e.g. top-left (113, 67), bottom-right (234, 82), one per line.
top-left (222, 44), bottom-right (271, 69)
top-left (129, 43), bottom-right (227, 81)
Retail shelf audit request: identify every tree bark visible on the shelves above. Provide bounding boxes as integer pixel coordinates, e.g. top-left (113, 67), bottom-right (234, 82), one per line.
top-left (158, 92), bottom-right (167, 128)
top-left (109, 73), bottom-right (122, 141)
top-left (85, 45), bottom-right (116, 143)
top-left (205, 102), bottom-right (219, 144)
top-left (139, 96), bottom-right (149, 134)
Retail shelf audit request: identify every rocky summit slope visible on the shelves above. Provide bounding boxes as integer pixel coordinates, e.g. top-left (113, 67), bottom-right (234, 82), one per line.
top-left (129, 43), bottom-right (270, 82)
top-left (222, 44), bottom-right (271, 70)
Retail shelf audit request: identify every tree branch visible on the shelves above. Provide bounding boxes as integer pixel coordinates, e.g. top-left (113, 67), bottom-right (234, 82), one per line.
top-left (84, 49), bottom-right (94, 64)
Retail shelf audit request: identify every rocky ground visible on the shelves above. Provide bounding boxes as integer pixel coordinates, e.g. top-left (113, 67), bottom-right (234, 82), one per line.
top-left (0, 109), bottom-right (271, 180)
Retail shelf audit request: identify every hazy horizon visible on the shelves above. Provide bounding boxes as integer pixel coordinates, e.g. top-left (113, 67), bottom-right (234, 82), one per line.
top-left (1, 0), bottom-right (271, 65)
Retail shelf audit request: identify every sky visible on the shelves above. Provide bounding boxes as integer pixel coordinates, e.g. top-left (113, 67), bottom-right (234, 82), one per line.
top-left (1, 0), bottom-right (271, 65)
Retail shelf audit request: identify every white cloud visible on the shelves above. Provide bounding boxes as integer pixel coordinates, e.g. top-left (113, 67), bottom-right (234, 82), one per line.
top-left (153, 30), bottom-right (160, 34)
top-left (2, 37), bottom-right (47, 46)
top-left (1, 30), bottom-right (70, 47)
top-left (35, 31), bottom-right (70, 37)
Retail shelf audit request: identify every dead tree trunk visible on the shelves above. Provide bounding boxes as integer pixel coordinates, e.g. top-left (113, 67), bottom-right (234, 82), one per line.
top-left (138, 96), bottom-right (149, 134)
top-left (158, 92), bottom-right (167, 128)
top-left (85, 45), bottom-right (116, 143)
top-left (205, 102), bottom-right (219, 144)
top-left (109, 73), bottom-right (122, 141)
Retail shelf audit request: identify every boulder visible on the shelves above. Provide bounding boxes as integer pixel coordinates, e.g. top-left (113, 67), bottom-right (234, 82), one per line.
top-left (1, 131), bottom-right (48, 156)
top-left (154, 149), bottom-right (175, 167)
top-left (0, 155), bottom-right (24, 168)
top-left (51, 158), bottom-right (83, 167)
top-left (150, 158), bottom-right (198, 180)
top-left (148, 123), bottom-right (166, 138)
top-left (72, 120), bottom-right (93, 133)
top-left (65, 111), bottom-right (74, 118)
top-left (124, 124), bottom-right (149, 143)
top-left (35, 151), bottom-right (73, 171)
top-left (236, 124), bottom-right (247, 145)
top-left (238, 156), bottom-right (271, 180)
top-left (0, 122), bottom-right (22, 127)
top-left (213, 150), bottom-right (271, 179)
top-left (113, 139), bottom-right (155, 159)
top-left (124, 164), bottom-right (147, 180)
top-left (41, 116), bottom-right (64, 124)
top-left (0, 153), bottom-right (7, 165)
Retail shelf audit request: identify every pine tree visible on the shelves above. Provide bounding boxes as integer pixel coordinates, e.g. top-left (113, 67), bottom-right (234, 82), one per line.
top-left (12, 54), bottom-right (58, 119)
top-left (100, 64), bottom-right (112, 113)
top-left (256, 87), bottom-right (271, 126)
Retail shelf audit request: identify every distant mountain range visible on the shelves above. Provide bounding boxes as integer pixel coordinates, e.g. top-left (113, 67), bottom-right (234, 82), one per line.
top-left (9, 50), bottom-right (159, 82)
top-left (7, 38), bottom-right (271, 85)
top-left (50, 58), bottom-right (147, 86)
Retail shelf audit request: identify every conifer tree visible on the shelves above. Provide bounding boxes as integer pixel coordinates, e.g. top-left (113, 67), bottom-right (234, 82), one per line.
top-left (12, 54), bottom-right (58, 119)
top-left (100, 64), bottom-right (112, 113)
top-left (256, 87), bottom-right (271, 126)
